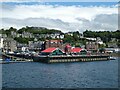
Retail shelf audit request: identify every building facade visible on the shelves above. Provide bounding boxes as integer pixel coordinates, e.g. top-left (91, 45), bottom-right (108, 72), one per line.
top-left (44, 40), bottom-right (63, 50)
top-left (0, 37), bottom-right (3, 49)
top-left (85, 41), bottom-right (98, 52)
top-left (3, 38), bottom-right (17, 52)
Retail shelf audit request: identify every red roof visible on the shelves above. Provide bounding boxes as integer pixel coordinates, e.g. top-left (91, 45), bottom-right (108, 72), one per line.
top-left (71, 48), bottom-right (82, 53)
top-left (65, 44), bottom-right (71, 48)
top-left (41, 47), bottom-right (57, 53)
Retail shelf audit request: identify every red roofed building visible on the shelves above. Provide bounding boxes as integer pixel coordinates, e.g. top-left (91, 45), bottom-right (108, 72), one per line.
top-left (71, 47), bottom-right (87, 55)
top-left (41, 47), bottom-right (64, 55)
top-left (64, 44), bottom-right (71, 54)
top-left (71, 48), bottom-right (82, 53)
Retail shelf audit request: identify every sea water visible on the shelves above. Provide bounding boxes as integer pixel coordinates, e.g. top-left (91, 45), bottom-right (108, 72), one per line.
top-left (2, 57), bottom-right (119, 88)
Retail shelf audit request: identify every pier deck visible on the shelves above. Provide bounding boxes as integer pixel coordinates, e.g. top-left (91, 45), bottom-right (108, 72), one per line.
top-left (33, 54), bottom-right (110, 63)
top-left (1, 53), bottom-right (33, 64)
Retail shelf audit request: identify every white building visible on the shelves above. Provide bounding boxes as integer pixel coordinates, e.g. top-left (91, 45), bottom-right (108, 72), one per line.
top-left (86, 38), bottom-right (96, 41)
top-left (0, 37), bottom-right (3, 49)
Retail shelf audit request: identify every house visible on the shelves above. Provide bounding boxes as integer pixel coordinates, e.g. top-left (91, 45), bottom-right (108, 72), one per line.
top-left (85, 38), bottom-right (96, 41)
top-left (107, 38), bottom-right (118, 48)
top-left (0, 37), bottom-right (3, 49)
top-left (11, 31), bottom-right (17, 38)
top-left (44, 40), bottom-right (63, 50)
top-left (17, 43), bottom-right (28, 51)
top-left (66, 32), bottom-right (73, 36)
top-left (22, 31), bottom-right (33, 38)
top-left (28, 41), bottom-right (45, 51)
top-left (107, 43), bottom-right (118, 48)
top-left (41, 47), bottom-right (64, 55)
top-left (64, 44), bottom-right (71, 54)
top-left (85, 41), bottom-right (98, 52)
top-left (2, 34), bottom-right (7, 38)
top-left (3, 38), bottom-right (17, 52)
top-left (59, 34), bottom-right (64, 39)
top-left (79, 33), bottom-right (84, 38)
top-left (71, 47), bottom-right (87, 55)
top-left (96, 37), bottom-right (104, 45)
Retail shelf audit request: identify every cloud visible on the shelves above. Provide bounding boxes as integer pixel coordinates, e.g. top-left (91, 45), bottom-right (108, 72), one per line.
top-left (1, 4), bottom-right (118, 32)
top-left (76, 14), bottom-right (118, 31)
top-left (1, 18), bottom-right (70, 32)
top-left (1, 13), bottom-right (118, 32)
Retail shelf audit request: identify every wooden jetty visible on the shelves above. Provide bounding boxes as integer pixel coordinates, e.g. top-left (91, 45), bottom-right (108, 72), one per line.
top-left (33, 54), bottom-right (110, 63)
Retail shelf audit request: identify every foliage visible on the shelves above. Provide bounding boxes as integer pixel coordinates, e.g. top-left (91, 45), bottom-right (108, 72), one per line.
top-left (17, 26), bottom-right (62, 34)
top-left (1, 26), bottom-right (120, 48)
top-left (83, 30), bottom-right (120, 43)
top-left (14, 37), bottom-right (34, 44)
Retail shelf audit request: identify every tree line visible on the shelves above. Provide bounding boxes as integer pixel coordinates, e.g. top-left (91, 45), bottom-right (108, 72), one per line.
top-left (83, 30), bottom-right (120, 43)
top-left (0, 27), bottom-right (120, 47)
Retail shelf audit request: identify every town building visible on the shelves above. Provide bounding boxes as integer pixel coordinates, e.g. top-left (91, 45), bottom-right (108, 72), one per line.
top-left (44, 40), bottom-right (63, 50)
top-left (71, 47), bottom-right (87, 55)
top-left (64, 44), bottom-right (71, 54)
top-left (85, 38), bottom-right (96, 41)
top-left (41, 47), bottom-right (64, 55)
top-left (85, 41), bottom-right (98, 52)
top-left (3, 38), bottom-right (17, 52)
top-left (17, 43), bottom-right (28, 51)
top-left (28, 41), bottom-right (45, 51)
top-left (22, 31), bottom-right (34, 38)
top-left (96, 37), bottom-right (104, 45)
top-left (0, 37), bottom-right (3, 49)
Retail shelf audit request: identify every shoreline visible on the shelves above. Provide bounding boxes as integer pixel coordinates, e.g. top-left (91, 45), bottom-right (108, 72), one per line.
top-left (110, 52), bottom-right (120, 57)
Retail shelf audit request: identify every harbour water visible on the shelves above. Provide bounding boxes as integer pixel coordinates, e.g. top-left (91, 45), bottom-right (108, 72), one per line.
top-left (2, 57), bottom-right (119, 88)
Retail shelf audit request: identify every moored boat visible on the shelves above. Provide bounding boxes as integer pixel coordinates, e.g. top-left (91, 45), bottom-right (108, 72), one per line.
top-left (109, 56), bottom-right (116, 60)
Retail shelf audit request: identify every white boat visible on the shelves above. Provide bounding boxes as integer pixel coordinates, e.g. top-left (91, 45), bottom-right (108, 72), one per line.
top-left (0, 59), bottom-right (3, 61)
top-left (109, 57), bottom-right (116, 60)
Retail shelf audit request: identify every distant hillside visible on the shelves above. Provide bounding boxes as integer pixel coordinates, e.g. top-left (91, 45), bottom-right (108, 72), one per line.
top-left (17, 26), bottom-right (63, 34)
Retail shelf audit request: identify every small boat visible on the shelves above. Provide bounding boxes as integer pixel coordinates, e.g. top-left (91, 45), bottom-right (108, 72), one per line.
top-left (109, 56), bottom-right (116, 60)
top-left (0, 59), bottom-right (3, 61)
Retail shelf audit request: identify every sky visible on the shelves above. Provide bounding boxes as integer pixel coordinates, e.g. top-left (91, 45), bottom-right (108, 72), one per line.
top-left (0, 0), bottom-right (119, 33)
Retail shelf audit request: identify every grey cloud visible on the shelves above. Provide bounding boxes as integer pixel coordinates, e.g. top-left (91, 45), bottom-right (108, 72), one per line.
top-left (76, 17), bottom-right (90, 22)
top-left (91, 14), bottom-right (118, 31)
top-left (1, 18), bottom-right (72, 32)
top-left (93, 14), bottom-right (118, 26)
top-left (1, 14), bottom-right (118, 32)
top-left (76, 14), bottom-right (118, 31)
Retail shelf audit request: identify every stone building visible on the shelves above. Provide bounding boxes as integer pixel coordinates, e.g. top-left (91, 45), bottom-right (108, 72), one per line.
top-left (29, 41), bottom-right (45, 51)
top-left (3, 38), bottom-right (17, 52)
top-left (85, 41), bottom-right (98, 52)
top-left (44, 40), bottom-right (63, 50)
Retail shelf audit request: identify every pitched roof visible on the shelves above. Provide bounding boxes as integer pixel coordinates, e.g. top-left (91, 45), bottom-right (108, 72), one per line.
top-left (41, 47), bottom-right (57, 53)
top-left (65, 44), bottom-right (71, 48)
top-left (71, 48), bottom-right (82, 53)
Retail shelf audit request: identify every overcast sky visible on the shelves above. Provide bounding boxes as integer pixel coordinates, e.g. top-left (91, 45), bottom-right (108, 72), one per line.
top-left (0, 1), bottom-right (118, 33)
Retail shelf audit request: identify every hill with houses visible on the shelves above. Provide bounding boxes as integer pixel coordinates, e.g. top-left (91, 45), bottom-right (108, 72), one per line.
top-left (0, 26), bottom-right (119, 53)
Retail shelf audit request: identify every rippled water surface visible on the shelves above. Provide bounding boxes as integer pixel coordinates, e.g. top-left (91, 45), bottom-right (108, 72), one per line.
top-left (2, 58), bottom-right (119, 88)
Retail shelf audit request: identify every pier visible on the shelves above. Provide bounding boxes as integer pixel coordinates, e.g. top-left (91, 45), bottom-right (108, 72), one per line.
top-left (33, 54), bottom-right (110, 63)
top-left (1, 52), bottom-right (111, 64)
top-left (1, 53), bottom-right (33, 64)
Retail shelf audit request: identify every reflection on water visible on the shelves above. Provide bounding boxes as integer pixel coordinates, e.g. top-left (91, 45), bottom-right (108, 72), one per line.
top-left (2, 57), bottom-right (119, 88)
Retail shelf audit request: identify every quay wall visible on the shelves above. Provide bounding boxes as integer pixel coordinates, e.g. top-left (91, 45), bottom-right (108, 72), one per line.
top-left (33, 55), bottom-right (110, 63)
